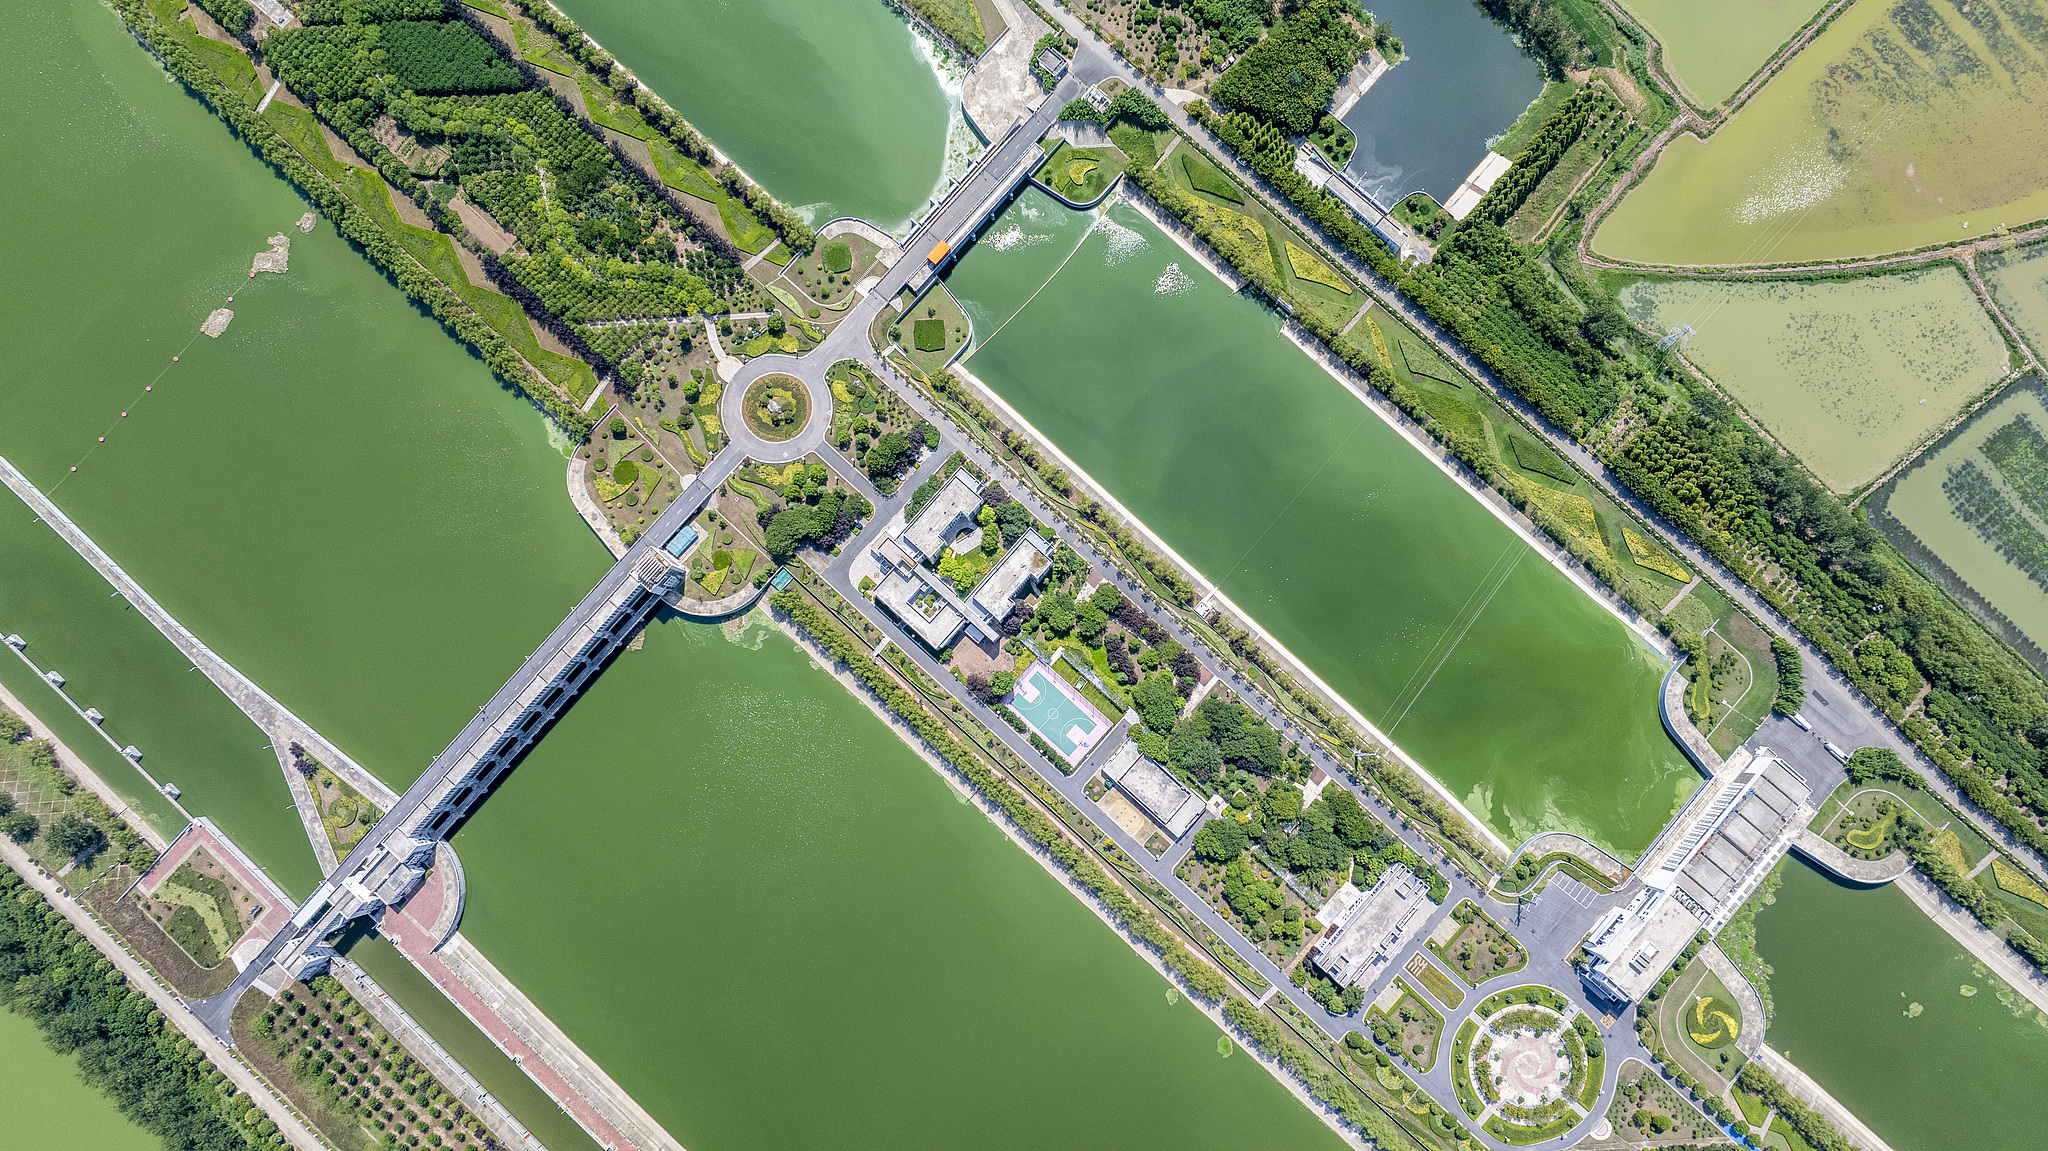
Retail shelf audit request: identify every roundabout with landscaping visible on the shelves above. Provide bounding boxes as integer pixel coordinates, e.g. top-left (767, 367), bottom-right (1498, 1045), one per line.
top-left (742, 373), bottom-right (811, 442)
top-left (1452, 985), bottom-right (1607, 1146)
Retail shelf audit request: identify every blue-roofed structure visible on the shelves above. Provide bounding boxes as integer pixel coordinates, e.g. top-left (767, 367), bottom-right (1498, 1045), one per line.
top-left (662, 524), bottom-right (700, 560)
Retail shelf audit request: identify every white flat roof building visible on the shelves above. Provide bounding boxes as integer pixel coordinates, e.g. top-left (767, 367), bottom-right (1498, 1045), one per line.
top-left (1583, 750), bottom-right (1811, 1005)
top-left (872, 567), bottom-right (969, 649)
top-left (968, 530), bottom-right (1052, 622)
top-left (1099, 738), bottom-right (1203, 838)
top-left (1311, 864), bottom-right (1426, 988)
top-left (899, 471), bottom-right (983, 562)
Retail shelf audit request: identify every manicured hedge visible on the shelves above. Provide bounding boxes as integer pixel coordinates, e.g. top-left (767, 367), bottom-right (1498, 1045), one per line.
top-left (913, 318), bottom-right (946, 352)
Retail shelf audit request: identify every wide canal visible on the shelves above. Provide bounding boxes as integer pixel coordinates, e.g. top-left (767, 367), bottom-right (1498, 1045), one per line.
top-left (1756, 858), bottom-right (2048, 1151)
top-left (945, 192), bottom-right (1697, 858)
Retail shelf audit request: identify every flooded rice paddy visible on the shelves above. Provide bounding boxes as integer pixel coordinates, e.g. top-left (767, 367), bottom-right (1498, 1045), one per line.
top-left (1616, 0), bottom-right (1827, 110)
top-left (1874, 379), bottom-right (2048, 674)
top-left (1617, 268), bottom-right (2009, 492)
top-left (1599, 0), bottom-right (2048, 264)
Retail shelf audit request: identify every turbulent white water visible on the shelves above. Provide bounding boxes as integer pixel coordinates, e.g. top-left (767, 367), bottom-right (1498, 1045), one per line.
top-left (985, 223), bottom-right (1053, 251)
top-left (902, 23), bottom-right (983, 239)
top-left (1093, 216), bottom-right (1149, 265)
top-left (1153, 262), bottom-right (1193, 296)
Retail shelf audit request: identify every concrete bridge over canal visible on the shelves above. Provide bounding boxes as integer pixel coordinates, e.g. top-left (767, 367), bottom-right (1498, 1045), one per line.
top-left (193, 64), bottom-right (1088, 1035)
top-left (191, 450), bottom-right (739, 1033)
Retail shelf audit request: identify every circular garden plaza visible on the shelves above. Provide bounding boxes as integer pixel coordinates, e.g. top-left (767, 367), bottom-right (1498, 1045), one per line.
top-left (1452, 986), bottom-right (1606, 1145)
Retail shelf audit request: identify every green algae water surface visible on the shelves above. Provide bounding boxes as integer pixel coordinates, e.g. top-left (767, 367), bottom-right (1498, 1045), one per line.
top-left (0, 1006), bottom-right (160, 1151)
top-left (452, 614), bottom-right (1349, 1151)
top-left (945, 193), bottom-right (1696, 858)
top-left (1756, 859), bottom-right (2048, 1151)
top-left (549, 0), bottom-right (956, 230)
top-left (0, 0), bottom-right (607, 813)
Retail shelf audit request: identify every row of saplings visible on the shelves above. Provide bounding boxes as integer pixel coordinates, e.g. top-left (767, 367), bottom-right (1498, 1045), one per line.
top-left (253, 977), bottom-right (502, 1149)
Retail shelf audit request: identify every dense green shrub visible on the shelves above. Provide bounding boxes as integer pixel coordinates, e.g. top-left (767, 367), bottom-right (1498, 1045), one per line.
top-left (195, 0), bottom-right (255, 36)
top-left (301, 0), bottom-right (448, 23)
top-left (820, 242), bottom-right (852, 274)
top-left (1771, 638), bottom-right (1805, 714)
top-left (913, 318), bottom-right (946, 352)
top-left (1210, 0), bottom-right (1363, 134)
top-left (380, 19), bottom-right (524, 94)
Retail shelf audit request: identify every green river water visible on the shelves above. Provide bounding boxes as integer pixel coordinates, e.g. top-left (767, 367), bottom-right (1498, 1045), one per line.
top-left (946, 194), bottom-right (1697, 857)
top-left (550, 0), bottom-right (957, 231)
top-left (0, 0), bottom-right (605, 892)
top-left (1, 4), bottom-right (1348, 1146)
top-left (1756, 859), bottom-right (2048, 1151)
top-left (0, 1006), bottom-right (158, 1151)
top-left (449, 613), bottom-right (1345, 1151)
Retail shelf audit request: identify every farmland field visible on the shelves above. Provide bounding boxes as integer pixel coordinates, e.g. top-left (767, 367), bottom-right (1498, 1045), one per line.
top-left (1598, 0), bottom-right (2048, 265)
top-left (1617, 269), bottom-right (2007, 491)
top-left (1875, 380), bottom-right (2048, 673)
top-left (1617, 0), bottom-right (1827, 110)
top-left (1983, 243), bottom-right (2048, 363)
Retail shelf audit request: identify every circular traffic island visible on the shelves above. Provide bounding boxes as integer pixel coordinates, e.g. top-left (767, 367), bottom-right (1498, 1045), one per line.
top-left (1454, 986), bottom-right (1604, 1146)
top-left (742, 374), bottom-right (810, 442)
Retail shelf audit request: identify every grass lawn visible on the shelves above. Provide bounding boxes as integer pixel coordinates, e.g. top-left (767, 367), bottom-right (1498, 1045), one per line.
top-left (1161, 141), bottom-right (1360, 330)
top-left (898, 284), bottom-right (971, 375)
top-left (1391, 193), bottom-right (1452, 240)
top-left (743, 375), bottom-right (810, 442)
top-left (1431, 901), bottom-right (1528, 986)
top-left (1035, 140), bottom-right (1126, 205)
top-left (312, 766), bottom-right (372, 853)
top-left (1705, 611), bottom-right (1778, 755)
top-left (1653, 957), bottom-right (1744, 1090)
top-left (780, 235), bottom-right (874, 313)
top-left (1049, 648), bottom-right (1126, 720)
top-left (650, 138), bottom-right (776, 254)
top-left (188, 34), bottom-right (264, 107)
top-left (1370, 979), bottom-right (1444, 1072)
top-left (1505, 128), bottom-right (1610, 243)
top-left (900, 0), bottom-right (988, 54)
top-left (1177, 150), bottom-right (1243, 203)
